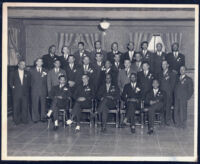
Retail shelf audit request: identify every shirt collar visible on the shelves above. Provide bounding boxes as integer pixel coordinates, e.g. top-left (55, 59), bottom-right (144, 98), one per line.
top-left (131, 82), bottom-right (136, 88)
top-left (50, 53), bottom-right (54, 57)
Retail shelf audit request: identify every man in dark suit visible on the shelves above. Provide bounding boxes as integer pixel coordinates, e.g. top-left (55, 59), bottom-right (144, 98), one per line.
top-left (65, 55), bottom-right (79, 94)
top-left (73, 42), bottom-right (91, 66)
top-left (99, 60), bottom-right (118, 87)
top-left (107, 42), bottom-right (122, 64)
top-left (137, 61), bottom-right (154, 100)
top-left (90, 41), bottom-right (107, 63)
top-left (112, 53), bottom-right (124, 72)
top-left (9, 60), bottom-right (30, 125)
top-left (174, 66), bottom-right (193, 129)
top-left (131, 52), bottom-right (143, 73)
top-left (145, 79), bottom-right (166, 135)
top-left (93, 53), bottom-right (105, 92)
top-left (166, 42), bottom-right (185, 74)
top-left (152, 43), bottom-right (167, 79)
top-left (42, 45), bottom-right (59, 70)
top-left (139, 41), bottom-right (153, 71)
top-left (59, 46), bottom-right (71, 70)
top-left (123, 42), bottom-right (136, 64)
top-left (95, 74), bottom-right (120, 132)
top-left (66, 74), bottom-right (95, 131)
top-left (30, 58), bottom-right (48, 123)
top-left (76, 56), bottom-right (96, 88)
top-left (159, 60), bottom-right (177, 125)
top-left (46, 75), bottom-right (72, 130)
top-left (121, 73), bottom-right (141, 133)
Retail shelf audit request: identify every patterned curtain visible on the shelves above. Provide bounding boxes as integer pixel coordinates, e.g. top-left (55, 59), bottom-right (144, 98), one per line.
top-left (57, 32), bottom-right (103, 55)
top-left (160, 32), bottom-right (183, 53)
top-left (8, 27), bottom-right (21, 65)
top-left (129, 32), bottom-right (153, 51)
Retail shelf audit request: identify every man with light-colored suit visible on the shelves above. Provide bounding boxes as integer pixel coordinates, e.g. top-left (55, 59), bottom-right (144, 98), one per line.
top-left (47, 59), bottom-right (66, 94)
top-left (118, 59), bottom-right (135, 93)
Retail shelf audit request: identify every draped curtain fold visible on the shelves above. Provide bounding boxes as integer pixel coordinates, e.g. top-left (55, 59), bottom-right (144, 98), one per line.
top-left (8, 27), bottom-right (21, 65)
top-left (160, 32), bottom-right (183, 53)
top-left (57, 32), bottom-right (103, 55)
top-left (129, 32), bottom-right (153, 51)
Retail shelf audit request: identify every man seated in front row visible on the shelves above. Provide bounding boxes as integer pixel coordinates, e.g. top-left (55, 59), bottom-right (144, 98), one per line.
top-left (46, 75), bottom-right (72, 130)
top-left (121, 73), bottom-right (141, 134)
top-left (144, 79), bottom-right (166, 135)
top-left (66, 74), bottom-right (95, 131)
top-left (95, 74), bottom-right (120, 132)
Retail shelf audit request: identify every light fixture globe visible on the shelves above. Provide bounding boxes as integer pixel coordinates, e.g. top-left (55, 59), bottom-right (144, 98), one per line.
top-left (99, 20), bottom-right (110, 30)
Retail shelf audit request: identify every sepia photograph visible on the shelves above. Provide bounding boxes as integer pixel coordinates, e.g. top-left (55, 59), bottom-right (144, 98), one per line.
top-left (1, 3), bottom-right (198, 161)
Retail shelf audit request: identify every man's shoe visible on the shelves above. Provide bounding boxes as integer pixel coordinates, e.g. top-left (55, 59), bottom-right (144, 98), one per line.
top-left (147, 129), bottom-right (154, 135)
top-left (75, 125), bottom-right (80, 132)
top-left (66, 119), bottom-right (73, 125)
top-left (53, 126), bottom-right (59, 131)
top-left (101, 126), bottom-right (106, 133)
top-left (131, 127), bottom-right (136, 134)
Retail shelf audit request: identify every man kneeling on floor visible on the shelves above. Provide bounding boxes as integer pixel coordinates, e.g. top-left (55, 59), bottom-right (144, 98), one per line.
top-left (144, 79), bottom-right (166, 135)
top-left (46, 75), bottom-right (72, 130)
top-left (66, 74), bottom-right (95, 132)
top-left (95, 74), bottom-right (120, 132)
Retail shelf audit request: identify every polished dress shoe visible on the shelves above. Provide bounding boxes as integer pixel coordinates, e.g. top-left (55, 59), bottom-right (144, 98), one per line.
top-left (147, 129), bottom-right (154, 135)
top-left (101, 126), bottom-right (106, 133)
top-left (53, 126), bottom-right (59, 131)
top-left (131, 127), bottom-right (136, 134)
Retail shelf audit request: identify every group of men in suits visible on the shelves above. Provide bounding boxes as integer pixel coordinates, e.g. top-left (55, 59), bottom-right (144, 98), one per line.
top-left (9, 40), bottom-right (193, 134)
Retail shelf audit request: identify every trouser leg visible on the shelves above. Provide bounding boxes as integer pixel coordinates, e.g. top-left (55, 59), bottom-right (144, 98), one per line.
top-left (13, 96), bottom-right (21, 124)
top-left (126, 102), bottom-right (136, 127)
top-left (174, 98), bottom-right (180, 126)
top-left (180, 99), bottom-right (187, 127)
top-left (31, 95), bottom-right (40, 122)
top-left (21, 96), bottom-right (28, 123)
top-left (71, 102), bottom-right (82, 125)
top-left (165, 93), bottom-right (172, 124)
top-left (40, 96), bottom-right (46, 120)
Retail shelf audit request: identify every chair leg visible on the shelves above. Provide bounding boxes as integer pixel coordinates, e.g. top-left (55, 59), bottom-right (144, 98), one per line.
top-left (116, 112), bottom-right (119, 128)
top-left (141, 112), bottom-right (144, 129)
top-left (89, 112), bottom-right (92, 128)
top-left (63, 111), bottom-right (66, 128)
top-left (47, 119), bottom-right (51, 129)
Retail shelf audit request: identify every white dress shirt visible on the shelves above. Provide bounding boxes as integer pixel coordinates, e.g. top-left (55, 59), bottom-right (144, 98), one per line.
top-left (131, 82), bottom-right (136, 89)
top-left (153, 88), bottom-right (159, 97)
top-left (129, 51), bottom-right (134, 61)
top-left (106, 83), bottom-right (111, 92)
top-left (18, 69), bottom-right (24, 85)
top-left (55, 68), bottom-right (60, 73)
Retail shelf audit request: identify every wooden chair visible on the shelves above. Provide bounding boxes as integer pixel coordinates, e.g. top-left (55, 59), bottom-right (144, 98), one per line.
top-left (95, 99), bottom-right (120, 128)
top-left (119, 100), bottom-right (144, 128)
top-left (70, 99), bottom-right (95, 127)
top-left (47, 97), bottom-right (72, 129)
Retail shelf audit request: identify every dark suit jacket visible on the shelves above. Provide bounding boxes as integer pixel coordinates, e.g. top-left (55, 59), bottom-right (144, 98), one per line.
top-left (166, 52), bottom-right (185, 73)
top-left (131, 61), bottom-right (143, 73)
top-left (76, 64), bottom-right (96, 87)
top-left (99, 67), bottom-right (118, 86)
top-left (107, 51), bottom-right (122, 64)
top-left (65, 63), bottom-right (79, 84)
top-left (175, 75), bottom-right (193, 100)
top-left (42, 54), bottom-right (60, 70)
top-left (159, 69), bottom-right (177, 95)
top-left (112, 61), bottom-right (124, 73)
top-left (73, 50), bottom-right (91, 66)
top-left (97, 83), bottom-right (120, 104)
top-left (93, 61), bottom-right (105, 90)
top-left (152, 52), bottom-right (167, 76)
top-left (137, 70), bottom-right (154, 99)
top-left (59, 55), bottom-right (70, 70)
top-left (139, 50), bottom-right (154, 70)
top-left (49, 84), bottom-right (72, 106)
top-left (121, 83), bottom-right (141, 102)
top-left (123, 51), bottom-right (136, 63)
top-left (9, 69), bottom-right (31, 97)
top-left (145, 89), bottom-right (166, 106)
top-left (30, 67), bottom-right (48, 96)
top-left (73, 83), bottom-right (95, 100)
top-left (90, 49), bottom-right (107, 63)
